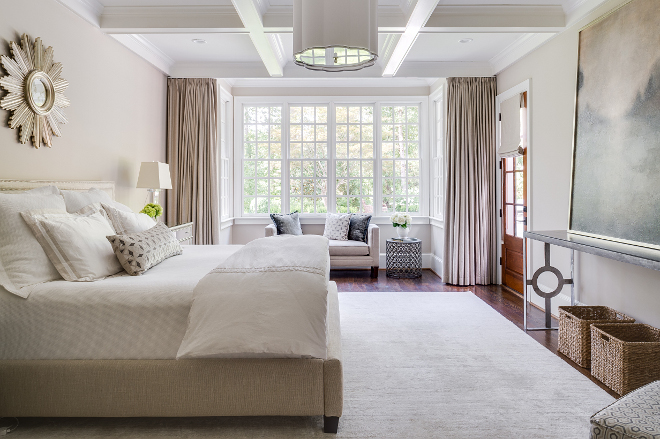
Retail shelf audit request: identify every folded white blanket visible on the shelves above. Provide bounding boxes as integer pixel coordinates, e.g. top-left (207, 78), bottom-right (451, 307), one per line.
top-left (177, 235), bottom-right (330, 359)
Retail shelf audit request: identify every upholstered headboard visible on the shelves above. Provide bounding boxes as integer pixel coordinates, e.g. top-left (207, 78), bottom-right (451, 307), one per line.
top-left (0, 180), bottom-right (115, 200)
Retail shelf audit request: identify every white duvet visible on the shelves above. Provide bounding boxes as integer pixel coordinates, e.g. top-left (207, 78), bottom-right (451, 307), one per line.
top-left (177, 235), bottom-right (330, 360)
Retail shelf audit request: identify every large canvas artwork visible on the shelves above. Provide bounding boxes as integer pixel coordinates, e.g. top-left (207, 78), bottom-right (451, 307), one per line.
top-left (569, 0), bottom-right (660, 248)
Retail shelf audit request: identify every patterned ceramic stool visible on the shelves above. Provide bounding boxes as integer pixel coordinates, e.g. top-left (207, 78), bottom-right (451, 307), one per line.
top-left (590, 380), bottom-right (660, 439)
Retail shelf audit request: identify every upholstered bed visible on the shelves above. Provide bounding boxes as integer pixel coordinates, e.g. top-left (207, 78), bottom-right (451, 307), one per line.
top-left (0, 180), bottom-right (343, 433)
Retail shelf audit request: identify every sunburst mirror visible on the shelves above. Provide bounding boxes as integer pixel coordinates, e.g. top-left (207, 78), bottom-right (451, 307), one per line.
top-left (0, 34), bottom-right (69, 149)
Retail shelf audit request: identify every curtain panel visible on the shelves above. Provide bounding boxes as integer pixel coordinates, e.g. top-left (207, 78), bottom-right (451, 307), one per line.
top-left (443, 77), bottom-right (498, 286)
top-left (166, 78), bottom-right (220, 245)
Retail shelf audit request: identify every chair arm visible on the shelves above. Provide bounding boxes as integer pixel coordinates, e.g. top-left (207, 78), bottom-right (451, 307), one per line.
top-left (367, 224), bottom-right (379, 267)
top-left (265, 224), bottom-right (277, 237)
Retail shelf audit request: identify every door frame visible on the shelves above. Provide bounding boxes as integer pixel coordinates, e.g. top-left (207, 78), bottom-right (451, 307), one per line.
top-left (495, 79), bottom-right (531, 287)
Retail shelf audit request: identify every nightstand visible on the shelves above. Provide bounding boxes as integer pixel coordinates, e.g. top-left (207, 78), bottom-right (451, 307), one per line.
top-left (386, 238), bottom-right (422, 278)
top-left (169, 222), bottom-right (194, 245)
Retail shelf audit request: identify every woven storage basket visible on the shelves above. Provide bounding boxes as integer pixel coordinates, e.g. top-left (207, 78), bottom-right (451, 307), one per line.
top-left (591, 323), bottom-right (660, 395)
top-left (558, 306), bottom-right (634, 368)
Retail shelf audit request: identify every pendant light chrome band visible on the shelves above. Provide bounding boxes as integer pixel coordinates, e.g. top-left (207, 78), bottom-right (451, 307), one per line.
top-left (293, 0), bottom-right (378, 73)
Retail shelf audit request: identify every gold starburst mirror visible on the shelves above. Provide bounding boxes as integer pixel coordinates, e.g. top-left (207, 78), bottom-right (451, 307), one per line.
top-left (0, 34), bottom-right (69, 148)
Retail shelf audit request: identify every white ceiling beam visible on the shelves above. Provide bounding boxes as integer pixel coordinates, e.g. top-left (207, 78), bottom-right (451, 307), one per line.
top-left (382, 0), bottom-right (440, 77)
top-left (96, 5), bottom-right (566, 35)
top-left (100, 6), bottom-right (245, 34)
top-left (231, 0), bottom-right (283, 77)
top-left (423, 5), bottom-right (565, 33)
top-left (110, 34), bottom-right (174, 74)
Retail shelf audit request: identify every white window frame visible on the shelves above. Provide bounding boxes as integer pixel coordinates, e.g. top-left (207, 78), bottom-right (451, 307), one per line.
top-left (233, 96), bottom-right (429, 219)
top-left (430, 86), bottom-right (445, 221)
top-left (219, 86), bottom-right (233, 220)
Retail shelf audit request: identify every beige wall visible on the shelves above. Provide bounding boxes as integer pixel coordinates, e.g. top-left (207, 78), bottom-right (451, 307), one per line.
top-left (497, 0), bottom-right (660, 326)
top-left (0, 0), bottom-right (167, 211)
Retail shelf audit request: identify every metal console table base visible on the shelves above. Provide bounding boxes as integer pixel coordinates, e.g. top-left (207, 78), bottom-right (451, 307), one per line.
top-left (523, 235), bottom-right (574, 332)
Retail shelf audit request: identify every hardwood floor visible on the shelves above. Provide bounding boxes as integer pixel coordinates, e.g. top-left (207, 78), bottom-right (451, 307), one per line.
top-left (330, 268), bottom-right (619, 398)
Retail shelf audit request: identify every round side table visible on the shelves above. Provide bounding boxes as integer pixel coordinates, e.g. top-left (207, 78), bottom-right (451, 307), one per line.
top-left (386, 238), bottom-right (422, 279)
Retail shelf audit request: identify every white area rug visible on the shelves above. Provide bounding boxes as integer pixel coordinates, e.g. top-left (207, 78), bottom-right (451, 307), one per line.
top-left (8, 292), bottom-right (613, 438)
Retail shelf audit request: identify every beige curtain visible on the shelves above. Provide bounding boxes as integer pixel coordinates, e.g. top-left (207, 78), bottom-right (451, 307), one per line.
top-left (166, 78), bottom-right (219, 245)
top-left (443, 77), bottom-right (498, 286)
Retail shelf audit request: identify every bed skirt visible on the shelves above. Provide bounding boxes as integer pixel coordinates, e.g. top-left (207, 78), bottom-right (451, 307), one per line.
top-left (0, 283), bottom-right (343, 420)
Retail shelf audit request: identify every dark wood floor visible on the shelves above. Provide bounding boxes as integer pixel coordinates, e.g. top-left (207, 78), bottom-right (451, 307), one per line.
top-left (330, 268), bottom-right (619, 398)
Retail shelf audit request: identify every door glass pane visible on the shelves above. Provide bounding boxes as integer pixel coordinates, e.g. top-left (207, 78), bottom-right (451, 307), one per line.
top-left (515, 155), bottom-right (524, 171)
top-left (504, 157), bottom-right (514, 171)
top-left (506, 205), bottom-right (514, 236)
top-left (515, 205), bottom-right (525, 237)
top-left (515, 172), bottom-right (524, 204)
top-left (505, 173), bottom-right (514, 204)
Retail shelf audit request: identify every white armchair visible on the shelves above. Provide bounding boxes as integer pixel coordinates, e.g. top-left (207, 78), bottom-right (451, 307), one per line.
top-left (265, 223), bottom-right (380, 278)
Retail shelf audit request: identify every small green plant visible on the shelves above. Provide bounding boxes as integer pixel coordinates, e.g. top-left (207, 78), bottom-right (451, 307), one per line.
top-left (140, 203), bottom-right (163, 219)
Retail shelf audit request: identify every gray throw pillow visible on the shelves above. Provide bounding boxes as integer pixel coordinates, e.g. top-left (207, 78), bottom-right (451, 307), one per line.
top-left (107, 222), bottom-right (182, 276)
top-left (270, 212), bottom-right (303, 235)
top-left (348, 214), bottom-right (372, 243)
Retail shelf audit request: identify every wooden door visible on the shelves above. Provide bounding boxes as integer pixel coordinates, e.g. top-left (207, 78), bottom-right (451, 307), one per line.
top-left (501, 92), bottom-right (527, 294)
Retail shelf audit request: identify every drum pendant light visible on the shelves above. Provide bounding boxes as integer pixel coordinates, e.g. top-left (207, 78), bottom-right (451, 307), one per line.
top-left (293, 0), bottom-right (378, 72)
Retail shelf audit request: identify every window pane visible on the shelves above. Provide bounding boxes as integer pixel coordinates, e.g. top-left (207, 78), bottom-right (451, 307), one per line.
top-left (243, 105), bottom-right (283, 214)
top-left (506, 204), bottom-right (514, 236)
top-left (334, 105), bottom-right (375, 213)
top-left (381, 105), bottom-right (421, 214)
top-left (515, 205), bottom-right (525, 237)
top-left (289, 106), bottom-right (330, 213)
top-left (515, 171), bottom-right (524, 204)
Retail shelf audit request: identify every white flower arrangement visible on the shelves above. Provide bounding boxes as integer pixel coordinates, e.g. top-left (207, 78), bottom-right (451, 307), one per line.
top-left (391, 212), bottom-right (412, 229)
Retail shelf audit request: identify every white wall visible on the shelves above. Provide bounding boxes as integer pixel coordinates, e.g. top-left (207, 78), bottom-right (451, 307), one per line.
top-left (0, 0), bottom-right (166, 211)
top-left (497, 0), bottom-right (660, 326)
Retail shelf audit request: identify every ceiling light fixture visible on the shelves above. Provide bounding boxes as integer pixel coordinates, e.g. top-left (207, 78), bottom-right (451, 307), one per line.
top-left (459, 38), bottom-right (473, 44)
top-left (192, 39), bottom-right (207, 44)
top-left (293, 0), bottom-right (378, 72)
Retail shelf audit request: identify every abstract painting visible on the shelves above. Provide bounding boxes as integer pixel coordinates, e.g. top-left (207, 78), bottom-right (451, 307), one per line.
top-left (570, 0), bottom-right (660, 248)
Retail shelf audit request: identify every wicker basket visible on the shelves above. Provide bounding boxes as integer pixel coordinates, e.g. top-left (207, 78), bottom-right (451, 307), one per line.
top-left (591, 323), bottom-right (660, 395)
top-left (558, 306), bottom-right (634, 368)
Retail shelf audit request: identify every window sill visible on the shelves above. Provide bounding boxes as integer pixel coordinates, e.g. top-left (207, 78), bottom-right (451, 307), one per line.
top-left (233, 216), bottom-right (432, 226)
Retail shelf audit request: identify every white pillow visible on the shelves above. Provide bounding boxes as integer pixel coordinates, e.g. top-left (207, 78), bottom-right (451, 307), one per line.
top-left (323, 213), bottom-right (351, 241)
top-left (0, 186), bottom-right (65, 297)
top-left (61, 188), bottom-right (132, 213)
top-left (101, 203), bottom-right (156, 235)
top-left (21, 209), bottom-right (123, 282)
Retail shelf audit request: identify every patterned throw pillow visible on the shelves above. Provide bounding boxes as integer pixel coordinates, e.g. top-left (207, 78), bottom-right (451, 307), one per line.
top-left (270, 212), bottom-right (303, 235)
top-left (348, 214), bottom-right (372, 243)
top-left (323, 213), bottom-right (351, 241)
top-left (107, 222), bottom-right (182, 276)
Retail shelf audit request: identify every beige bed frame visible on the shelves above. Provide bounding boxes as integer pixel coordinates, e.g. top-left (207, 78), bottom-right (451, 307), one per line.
top-left (0, 180), bottom-right (343, 434)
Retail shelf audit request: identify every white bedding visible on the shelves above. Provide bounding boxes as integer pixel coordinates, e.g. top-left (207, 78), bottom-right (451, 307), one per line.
top-left (177, 236), bottom-right (330, 360)
top-left (0, 245), bottom-right (241, 360)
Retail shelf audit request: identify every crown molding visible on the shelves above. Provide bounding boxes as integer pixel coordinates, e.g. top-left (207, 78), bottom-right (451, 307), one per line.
top-left (109, 34), bottom-right (174, 74)
top-left (54, 0), bottom-right (104, 27)
top-left (489, 33), bottom-right (555, 74)
top-left (230, 77), bottom-right (435, 88)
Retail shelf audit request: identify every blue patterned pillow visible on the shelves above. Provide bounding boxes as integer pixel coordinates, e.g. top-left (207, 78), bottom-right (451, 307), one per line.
top-left (348, 214), bottom-right (372, 243)
top-left (270, 212), bottom-right (303, 235)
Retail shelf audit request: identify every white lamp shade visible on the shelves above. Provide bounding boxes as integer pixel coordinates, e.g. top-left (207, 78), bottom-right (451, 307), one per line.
top-left (136, 162), bottom-right (172, 190)
top-left (293, 0), bottom-right (378, 72)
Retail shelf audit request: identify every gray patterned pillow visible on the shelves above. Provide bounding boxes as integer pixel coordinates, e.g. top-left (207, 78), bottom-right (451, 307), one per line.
top-left (270, 212), bottom-right (303, 235)
top-left (107, 222), bottom-right (182, 276)
top-left (348, 214), bottom-right (372, 243)
top-left (323, 213), bottom-right (351, 241)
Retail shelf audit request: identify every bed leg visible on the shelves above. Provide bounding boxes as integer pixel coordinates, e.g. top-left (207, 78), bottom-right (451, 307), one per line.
top-left (324, 416), bottom-right (339, 433)
top-left (370, 266), bottom-right (379, 278)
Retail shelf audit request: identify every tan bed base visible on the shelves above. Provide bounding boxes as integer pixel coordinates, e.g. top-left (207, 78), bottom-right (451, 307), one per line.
top-left (0, 285), bottom-right (343, 433)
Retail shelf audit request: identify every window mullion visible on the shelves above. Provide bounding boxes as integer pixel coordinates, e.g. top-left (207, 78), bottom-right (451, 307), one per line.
top-left (374, 102), bottom-right (383, 218)
top-left (328, 102), bottom-right (337, 213)
top-left (283, 103), bottom-right (290, 215)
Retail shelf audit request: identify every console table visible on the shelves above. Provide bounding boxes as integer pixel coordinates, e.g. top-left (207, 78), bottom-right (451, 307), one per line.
top-left (523, 230), bottom-right (660, 331)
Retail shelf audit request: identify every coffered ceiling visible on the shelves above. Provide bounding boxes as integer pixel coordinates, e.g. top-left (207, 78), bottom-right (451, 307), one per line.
top-left (56, 0), bottom-right (609, 84)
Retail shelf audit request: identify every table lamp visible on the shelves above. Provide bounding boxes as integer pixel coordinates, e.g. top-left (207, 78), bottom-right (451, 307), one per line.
top-left (136, 161), bottom-right (172, 205)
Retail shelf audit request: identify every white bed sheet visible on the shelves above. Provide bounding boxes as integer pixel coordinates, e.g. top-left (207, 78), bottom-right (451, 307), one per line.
top-left (0, 245), bottom-right (242, 360)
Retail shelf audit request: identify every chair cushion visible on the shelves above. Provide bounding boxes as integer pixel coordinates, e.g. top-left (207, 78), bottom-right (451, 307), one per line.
top-left (328, 239), bottom-right (370, 256)
top-left (590, 380), bottom-right (660, 439)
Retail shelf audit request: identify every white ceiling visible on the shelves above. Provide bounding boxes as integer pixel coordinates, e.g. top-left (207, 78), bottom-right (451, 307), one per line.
top-left (405, 33), bottom-right (525, 63)
top-left (142, 33), bottom-right (263, 63)
top-left (55, 0), bottom-right (609, 84)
